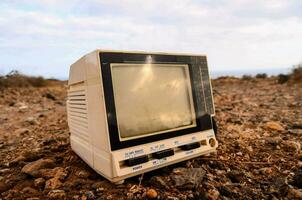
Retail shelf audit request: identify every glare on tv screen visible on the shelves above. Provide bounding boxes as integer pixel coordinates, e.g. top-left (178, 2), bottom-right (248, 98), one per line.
top-left (111, 63), bottom-right (197, 140)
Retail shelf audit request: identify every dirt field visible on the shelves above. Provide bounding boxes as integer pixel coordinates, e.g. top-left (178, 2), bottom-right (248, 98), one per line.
top-left (0, 77), bottom-right (301, 199)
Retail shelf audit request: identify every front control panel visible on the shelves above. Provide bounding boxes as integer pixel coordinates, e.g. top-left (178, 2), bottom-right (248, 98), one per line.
top-left (113, 130), bottom-right (218, 177)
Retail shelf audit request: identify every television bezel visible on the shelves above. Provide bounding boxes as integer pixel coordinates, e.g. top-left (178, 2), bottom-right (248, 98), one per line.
top-left (100, 52), bottom-right (213, 151)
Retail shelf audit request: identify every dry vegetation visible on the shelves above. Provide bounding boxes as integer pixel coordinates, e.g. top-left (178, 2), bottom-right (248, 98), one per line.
top-left (0, 68), bottom-right (301, 199)
top-left (0, 71), bottom-right (63, 89)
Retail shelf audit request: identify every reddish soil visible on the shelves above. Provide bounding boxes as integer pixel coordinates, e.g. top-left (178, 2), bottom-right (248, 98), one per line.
top-left (0, 77), bottom-right (301, 199)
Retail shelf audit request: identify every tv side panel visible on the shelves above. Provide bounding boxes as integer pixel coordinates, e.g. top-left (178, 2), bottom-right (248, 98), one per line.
top-left (85, 51), bottom-right (113, 177)
top-left (68, 55), bottom-right (93, 167)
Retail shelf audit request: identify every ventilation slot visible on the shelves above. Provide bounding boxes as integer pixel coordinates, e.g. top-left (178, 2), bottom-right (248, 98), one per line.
top-left (67, 89), bottom-right (89, 142)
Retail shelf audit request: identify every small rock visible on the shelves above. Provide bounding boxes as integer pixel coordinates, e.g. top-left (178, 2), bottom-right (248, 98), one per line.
top-left (76, 170), bottom-right (90, 179)
top-left (0, 168), bottom-right (10, 175)
top-left (282, 140), bottom-right (301, 152)
top-left (91, 181), bottom-right (106, 190)
top-left (9, 155), bottom-right (26, 167)
top-left (21, 158), bottom-right (55, 177)
top-left (25, 117), bottom-right (37, 125)
top-left (266, 122), bottom-right (285, 131)
top-left (187, 193), bottom-right (194, 199)
top-left (236, 152), bottom-right (243, 156)
top-left (298, 161), bottom-right (302, 168)
top-left (292, 170), bottom-right (302, 189)
top-left (73, 195), bottom-right (80, 200)
top-left (218, 185), bottom-right (239, 198)
top-left (8, 101), bottom-right (15, 106)
top-left (45, 177), bottom-right (63, 190)
top-left (44, 167), bottom-right (68, 190)
top-left (42, 138), bottom-right (56, 145)
top-left (40, 167), bottom-right (64, 179)
top-left (34, 178), bottom-right (45, 189)
top-left (23, 150), bottom-right (43, 162)
top-left (146, 188), bottom-right (157, 199)
top-left (267, 137), bottom-right (282, 146)
top-left (287, 188), bottom-right (302, 199)
top-left (45, 92), bottom-right (56, 100)
top-left (259, 167), bottom-right (273, 175)
top-left (227, 170), bottom-right (245, 183)
top-left (82, 191), bottom-right (95, 200)
top-left (19, 104), bottom-right (29, 112)
top-left (208, 189), bottom-right (220, 200)
top-left (96, 187), bottom-right (105, 193)
top-left (47, 190), bottom-right (66, 200)
top-left (15, 128), bottom-right (30, 135)
top-left (0, 181), bottom-right (8, 193)
top-left (150, 176), bottom-right (169, 189)
top-left (246, 146), bottom-right (253, 152)
top-left (171, 168), bottom-right (206, 189)
top-left (21, 186), bottom-right (38, 195)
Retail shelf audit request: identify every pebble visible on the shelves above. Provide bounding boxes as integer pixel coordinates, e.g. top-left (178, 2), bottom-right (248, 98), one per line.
top-left (34, 177), bottom-right (45, 189)
top-left (21, 186), bottom-right (38, 195)
top-left (25, 117), bottom-right (38, 125)
top-left (282, 140), bottom-right (301, 152)
top-left (287, 188), bottom-right (302, 199)
top-left (226, 170), bottom-right (245, 183)
top-left (45, 177), bottom-right (63, 190)
top-left (0, 181), bottom-right (8, 192)
top-left (171, 168), bottom-right (206, 189)
top-left (266, 122), bottom-right (285, 131)
top-left (96, 187), bottom-right (105, 193)
top-left (14, 128), bottom-right (30, 135)
top-left (18, 104), bottom-right (29, 112)
top-left (292, 170), bottom-right (302, 188)
top-left (267, 137), bottom-right (282, 146)
top-left (44, 167), bottom-right (68, 190)
top-left (76, 170), bottom-right (90, 179)
top-left (47, 189), bottom-right (66, 200)
top-left (246, 146), bottom-right (253, 152)
top-left (259, 167), bottom-right (273, 175)
top-left (42, 138), bottom-right (56, 145)
top-left (146, 188), bottom-right (157, 199)
top-left (0, 168), bottom-right (10, 175)
top-left (150, 176), bottom-right (169, 189)
top-left (45, 92), bottom-right (56, 101)
top-left (207, 189), bottom-right (220, 200)
top-left (83, 191), bottom-right (95, 200)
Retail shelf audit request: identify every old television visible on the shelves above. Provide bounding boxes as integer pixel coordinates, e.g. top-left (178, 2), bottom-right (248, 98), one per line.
top-left (67, 50), bottom-right (217, 183)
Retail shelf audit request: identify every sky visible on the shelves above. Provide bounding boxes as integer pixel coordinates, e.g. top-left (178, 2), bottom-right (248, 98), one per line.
top-left (0, 0), bottom-right (302, 78)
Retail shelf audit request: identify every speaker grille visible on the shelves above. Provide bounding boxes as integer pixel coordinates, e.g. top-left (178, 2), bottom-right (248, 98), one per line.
top-left (67, 89), bottom-right (89, 142)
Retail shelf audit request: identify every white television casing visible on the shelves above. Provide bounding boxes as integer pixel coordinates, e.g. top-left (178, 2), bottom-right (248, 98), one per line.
top-left (67, 50), bottom-right (217, 183)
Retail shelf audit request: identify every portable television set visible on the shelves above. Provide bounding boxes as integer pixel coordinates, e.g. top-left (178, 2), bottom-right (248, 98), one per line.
top-left (67, 50), bottom-right (217, 183)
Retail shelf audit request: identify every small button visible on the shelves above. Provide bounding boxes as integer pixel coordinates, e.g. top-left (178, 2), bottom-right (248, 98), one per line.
top-left (125, 155), bottom-right (148, 166)
top-left (152, 149), bottom-right (174, 159)
top-left (180, 142), bottom-right (200, 150)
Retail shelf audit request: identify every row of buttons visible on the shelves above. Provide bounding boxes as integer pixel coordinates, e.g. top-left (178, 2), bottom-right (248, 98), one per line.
top-left (125, 142), bottom-right (201, 166)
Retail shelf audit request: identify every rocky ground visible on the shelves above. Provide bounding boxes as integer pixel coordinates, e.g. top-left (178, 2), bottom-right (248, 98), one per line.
top-left (0, 77), bottom-right (301, 200)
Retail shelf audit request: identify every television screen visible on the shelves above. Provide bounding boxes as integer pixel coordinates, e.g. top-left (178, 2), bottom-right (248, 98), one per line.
top-left (111, 63), bottom-right (197, 140)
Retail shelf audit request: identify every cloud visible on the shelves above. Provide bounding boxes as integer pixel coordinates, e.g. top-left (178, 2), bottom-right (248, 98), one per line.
top-left (0, 0), bottom-right (301, 78)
